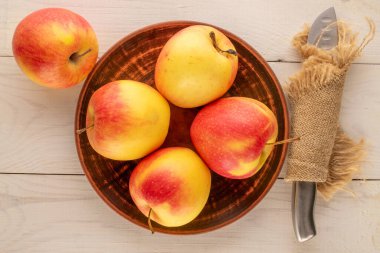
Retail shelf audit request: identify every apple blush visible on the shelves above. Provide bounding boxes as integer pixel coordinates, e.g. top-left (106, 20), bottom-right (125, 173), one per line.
top-left (129, 147), bottom-right (211, 231)
top-left (191, 97), bottom-right (279, 179)
top-left (12, 8), bottom-right (99, 88)
top-left (155, 25), bottom-right (238, 108)
top-left (77, 80), bottom-right (170, 161)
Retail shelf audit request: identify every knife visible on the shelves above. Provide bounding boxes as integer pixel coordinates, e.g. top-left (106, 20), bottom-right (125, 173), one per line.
top-left (291, 7), bottom-right (338, 242)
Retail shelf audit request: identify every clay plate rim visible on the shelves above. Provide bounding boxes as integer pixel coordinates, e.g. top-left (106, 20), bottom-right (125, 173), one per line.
top-left (75, 20), bottom-right (289, 234)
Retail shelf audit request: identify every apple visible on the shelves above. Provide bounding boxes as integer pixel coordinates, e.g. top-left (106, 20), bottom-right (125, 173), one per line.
top-left (129, 147), bottom-right (211, 228)
top-left (155, 25), bottom-right (238, 108)
top-left (12, 8), bottom-right (98, 88)
top-left (80, 80), bottom-right (170, 161)
top-left (190, 97), bottom-right (278, 179)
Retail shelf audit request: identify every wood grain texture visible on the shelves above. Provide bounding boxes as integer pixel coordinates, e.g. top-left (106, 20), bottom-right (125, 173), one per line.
top-left (0, 58), bottom-right (83, 175)
top-left (1, 0), bottom-right (379, 63)
top-left (1, 174), bottom-right (379, 253)
top-left (1, 57), bottom-right (379, 178)
top-left (1, 1), bottom-right (379, 251)
top-left (75, 21), bottom-right (289, 234)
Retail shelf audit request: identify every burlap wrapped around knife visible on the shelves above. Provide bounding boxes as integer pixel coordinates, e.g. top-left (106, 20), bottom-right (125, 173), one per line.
top-left (285, 20), bottom-right (375, 200)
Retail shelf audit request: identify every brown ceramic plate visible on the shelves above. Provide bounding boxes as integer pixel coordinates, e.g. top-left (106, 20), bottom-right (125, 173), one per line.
top-left (75, 21), bottom-right (289, 234)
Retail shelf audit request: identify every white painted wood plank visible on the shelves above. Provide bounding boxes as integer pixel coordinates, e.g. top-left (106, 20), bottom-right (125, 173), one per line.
top-left (2, 0), bottom-right (380, 63)
top-left (0, 174), bottom-right (379, 253)
top-left (0, 57), bottom-right (83, 175)
top-left (1, 57), bottom-right (379, 178)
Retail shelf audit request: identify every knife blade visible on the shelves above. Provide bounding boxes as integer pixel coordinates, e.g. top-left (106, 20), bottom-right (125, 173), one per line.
top-left (291, 7), bottom-right (338, 242)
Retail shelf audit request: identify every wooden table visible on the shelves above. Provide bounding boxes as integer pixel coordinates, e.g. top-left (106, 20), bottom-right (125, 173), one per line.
top-left (1, 0), bottom-right (379, 252)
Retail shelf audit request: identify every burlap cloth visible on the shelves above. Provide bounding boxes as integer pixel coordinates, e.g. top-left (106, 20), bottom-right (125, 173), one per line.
top-left (285, 19), bottom-right (375, 200)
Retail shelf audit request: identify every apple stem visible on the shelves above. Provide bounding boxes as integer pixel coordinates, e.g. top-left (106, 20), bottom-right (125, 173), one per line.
top-left (76, 124), bottom-right (94, 135)
top-left (209, 31), bottom-right (237, 56)
top-left (69, 48), bottom-right (92, 62)
top-left (266, 136), bottom-right (301, 146)
top-left (148, 208), bottom-right (155, 234)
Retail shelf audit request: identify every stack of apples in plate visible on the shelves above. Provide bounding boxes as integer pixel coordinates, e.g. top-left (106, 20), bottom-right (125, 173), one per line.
top-left (80, 26), bottom-right (279, 229)
top-left (12, 8), bottom-right (279, 231)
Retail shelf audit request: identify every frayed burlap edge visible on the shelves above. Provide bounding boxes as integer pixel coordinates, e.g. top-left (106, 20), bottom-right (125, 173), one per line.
top-left (285, 19), bottom-right (375, 200)
top-left (317, 127), bottom-right (366, 200)
top-left (287, 19), bottom-right (376, 100)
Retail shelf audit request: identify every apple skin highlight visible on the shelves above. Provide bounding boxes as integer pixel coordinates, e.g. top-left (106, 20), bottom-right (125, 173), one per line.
top-left (85, 80), bottom-right (170, 161)
top-left (191, 97), bottom-right (278, 179)
top-left (129, 147), bottom-right (211, 227)
top-left (155, 25), bottom-right (238, 108)
top-left (12, 8), bottom-right (99, 88)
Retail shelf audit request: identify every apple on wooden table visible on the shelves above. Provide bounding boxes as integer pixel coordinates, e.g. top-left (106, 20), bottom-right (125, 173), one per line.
top-left (12, 8), bottom-right (98, 88)
top-left (191, 97), bottom-right (279, 179)
top-left (79, 80), bottom-right (170, 161)
top-left (155, 25), bottom-right (238, 108)
top-left (129, 147), bottom-right (211, 229)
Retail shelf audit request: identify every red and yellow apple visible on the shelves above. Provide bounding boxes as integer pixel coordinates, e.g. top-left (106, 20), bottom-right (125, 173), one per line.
top-left (129, 147), bottom-right (211, 227)
top-left (190, 97), bottom-right (278, 179)
top-left (155, 25), bottom-right (238, 108)
top-left (83, 80), bottom-right (170, 161)
top-left (12, 8), bottom-right (98, 88)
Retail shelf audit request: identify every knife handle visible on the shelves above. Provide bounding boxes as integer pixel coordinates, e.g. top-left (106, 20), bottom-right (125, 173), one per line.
top-left (292, 181), bottom-right (317, 242)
